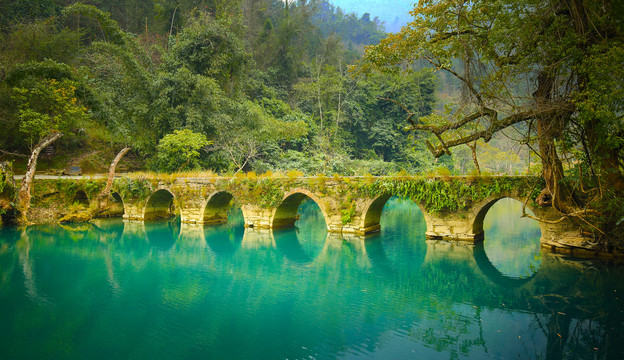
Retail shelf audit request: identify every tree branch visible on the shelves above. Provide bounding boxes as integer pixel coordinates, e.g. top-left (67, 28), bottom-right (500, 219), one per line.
top-left (423, 55), bottom-right (484, 106)
top-left (100, 147), bottom-right (130, 199)
top-left (425, 105), bottom-right (571, 158)
top-left (0, 149), bottom-right (29, 158)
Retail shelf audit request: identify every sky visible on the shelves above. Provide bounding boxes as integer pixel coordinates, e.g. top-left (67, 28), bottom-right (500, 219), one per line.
top-left (326, 0), bottom-right (415, 33)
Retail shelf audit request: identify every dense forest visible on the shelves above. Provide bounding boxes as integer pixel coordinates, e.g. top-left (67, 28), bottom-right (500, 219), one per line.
top-left (0, 0), bottom-right (528, 176)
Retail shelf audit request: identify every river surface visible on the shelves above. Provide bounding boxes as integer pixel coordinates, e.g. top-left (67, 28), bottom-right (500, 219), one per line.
top-left (0, 198), bottom-right (623, 359)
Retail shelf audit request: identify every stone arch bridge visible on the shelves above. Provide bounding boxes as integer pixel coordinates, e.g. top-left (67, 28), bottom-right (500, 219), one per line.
top-left (96, 175), bottom-right (589, 253)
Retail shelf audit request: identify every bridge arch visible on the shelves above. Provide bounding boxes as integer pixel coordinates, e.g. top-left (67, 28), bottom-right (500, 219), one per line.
top-left (472, 196), bottom-right (543, 282)
top-left (471, 196), bottom-right (541, 237)
top-left (201, 191), bottom-right (237, 225)
top-left (360, 195), bottom-right (428, 234)
top-left (143, 188), bottom-right (179, 221)
top-left (105, 192), bottom-right (125, 217)
top-left (271, 189), bottom-right (329, 230)
top-left (71, 190), bottom-right (90, 207)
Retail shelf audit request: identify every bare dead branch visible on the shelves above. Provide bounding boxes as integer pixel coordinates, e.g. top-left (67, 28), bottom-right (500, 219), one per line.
top-left (0, 149), bottom-right (29, 158)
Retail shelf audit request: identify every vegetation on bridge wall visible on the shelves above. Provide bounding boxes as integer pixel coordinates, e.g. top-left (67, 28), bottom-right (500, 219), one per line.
top-left (112, 173), bottom-right (544, 219)
top-left (2, 173), bottom-right (545, 226)
top-left (113, 176), bottom-right (154, 201)
top-left (26, 178), bottom-right (106, 223)
top-left (351, 176), bottom-right (544, 213)
top-left (0, 166), bottom-right (18, 224)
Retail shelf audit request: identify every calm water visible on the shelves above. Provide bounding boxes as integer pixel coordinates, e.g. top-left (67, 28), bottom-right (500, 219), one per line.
top-left (1, 198), bottom-right (623, 360)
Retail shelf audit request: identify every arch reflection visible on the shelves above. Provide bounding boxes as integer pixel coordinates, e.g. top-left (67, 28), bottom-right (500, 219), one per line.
top-left (204, 208), bottom-right (244, 257)
top-left (482, 198), bottom-right (542, 279)
top-left (473, 243), bottom-right (536, 288)
top-left (145, 218), bottom-right (181, 251)
top-left (91, 218), bottom-right (125, 243)
top-left (360, 234), bottom-right (395, 275)
top-left (363, 197), bottom-right (427, 274)
top-left (273, 198), bottom-right (327, 264)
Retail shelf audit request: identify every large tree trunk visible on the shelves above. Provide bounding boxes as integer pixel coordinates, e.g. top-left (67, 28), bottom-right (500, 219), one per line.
top-left (92, 147), bottom-right (130, 217)
top-left (536, 117), bottom-right (570, 209)
top-left (534, 72), bottom-right (572, 212)
top-left (18, 131), bottom-right (63, 223)
top-left (99, 147), bottom-right (130, 200)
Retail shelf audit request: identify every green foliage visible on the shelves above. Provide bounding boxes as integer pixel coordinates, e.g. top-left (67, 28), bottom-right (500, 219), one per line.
top-left (241, 178), bottom-right (283, 208)
top-left (83, 180), bottom-right (103, 198)
top-left (341, 206), bottom-right (356, 225)
top-left (0, 164), bottom-right (16, 199)
top-left (165, 12), bottom-right (247, 92)
top-left (0, 0), bottom-right (535, 180)
top-left (311, 1), bottom-right (387, 46)
top-left (60, 3), bottom-right (150, 67)
top-left (11, 78), bottom-right (89, 146)
top-left (155, 129), bottom-right (211, 172)
top-left (0, 0), bottom-right (60, 24)
top-left (356, 177), bottom-right (538, 213)
top-left (5, 59), bottom-right (74, 87)
top-left (114, 176), bottom-right (154, 200)
top-left (0, 22), bottom-right (82, 66)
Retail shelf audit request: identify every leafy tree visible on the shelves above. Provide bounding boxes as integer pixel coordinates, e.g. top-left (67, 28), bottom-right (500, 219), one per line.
top-left (0, 0), bottom-right (60, 25)
top-left (155, 129), bottom-right (210, 172)
top-left (12, 78), bottom-right (88, 149)
top-left (164, 11), bottom-right (247, 93)
top-left (360, 0), bottom-right (624, 240)
top-left (211, 100), bottom-right (308, 174)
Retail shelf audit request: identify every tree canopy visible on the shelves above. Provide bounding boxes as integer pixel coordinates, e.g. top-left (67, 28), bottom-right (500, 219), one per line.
top-left (360, 0), bottom-right (624, 242)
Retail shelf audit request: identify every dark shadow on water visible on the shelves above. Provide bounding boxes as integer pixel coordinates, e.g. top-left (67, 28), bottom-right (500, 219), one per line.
top-left (0, 226), bottom-right (21, 245)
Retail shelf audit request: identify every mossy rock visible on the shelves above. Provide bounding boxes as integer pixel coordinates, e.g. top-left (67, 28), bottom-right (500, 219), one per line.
top-left (59, 211), bottom-right (93, 224)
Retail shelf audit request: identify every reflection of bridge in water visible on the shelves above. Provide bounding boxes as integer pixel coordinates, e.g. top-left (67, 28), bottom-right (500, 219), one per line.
top-left (114, 220), bottom-right (612, 315)
top-left (4, 219), bottom-right (623, 359)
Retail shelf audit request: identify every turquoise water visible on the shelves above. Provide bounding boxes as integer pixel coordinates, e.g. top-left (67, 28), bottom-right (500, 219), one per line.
top-left (1, 198), bottom-right (623, 359)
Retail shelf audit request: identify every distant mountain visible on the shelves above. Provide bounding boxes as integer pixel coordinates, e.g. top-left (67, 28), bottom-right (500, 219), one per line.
top-left (327, 0), bottom-right (414, 33)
